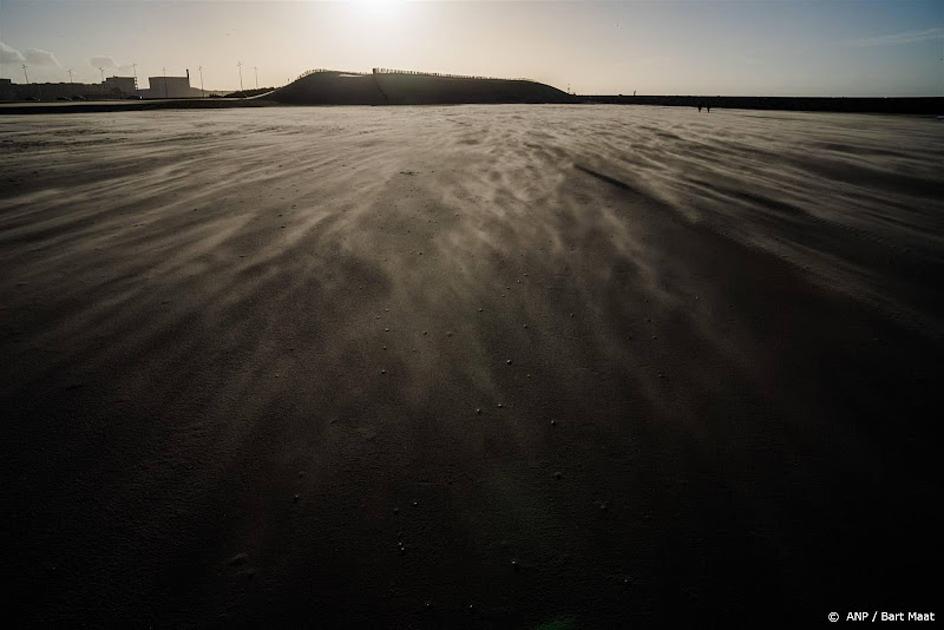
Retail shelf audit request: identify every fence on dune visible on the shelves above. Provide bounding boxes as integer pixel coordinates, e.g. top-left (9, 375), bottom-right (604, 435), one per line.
top-left (371, 68), bottom-right (533, 82)
top-left (293, 67), bottom-right (535, 83)
top-left (294, 68), bottom-right (367, 81)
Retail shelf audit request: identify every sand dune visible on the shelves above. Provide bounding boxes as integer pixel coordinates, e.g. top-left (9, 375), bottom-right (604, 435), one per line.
top-left (271, 70), bottom-right (575, 105)
top-left (2, 105), bottom-right (942, 625)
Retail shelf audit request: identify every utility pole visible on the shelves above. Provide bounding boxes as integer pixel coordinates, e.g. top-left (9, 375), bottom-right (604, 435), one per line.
top-left (237, 61), bottom-right (243, 92)
top-left (162, 67), bottom-right (167, 97)
top-left (254, 66), bottom-right (258, 89)
top-left (22, 64), bottom-right (29, 84)
top-left (198, 65), bottom-right (205, 97)
top-left (67, 68), bottom-right (74, 83)
top-left (98, 66), bottom-right (104, 82)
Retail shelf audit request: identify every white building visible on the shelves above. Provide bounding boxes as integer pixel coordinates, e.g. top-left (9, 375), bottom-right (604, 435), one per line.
top-left (141, 70), bottom-right (201, 98)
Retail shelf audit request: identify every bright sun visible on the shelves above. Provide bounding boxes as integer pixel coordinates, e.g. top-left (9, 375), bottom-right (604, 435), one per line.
top-left (349, 0), bottom-right (403, 20)
top-left (351, 0), bottom-right (401, 8)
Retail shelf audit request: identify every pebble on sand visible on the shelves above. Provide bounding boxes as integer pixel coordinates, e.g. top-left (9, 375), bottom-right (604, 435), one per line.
top-left (227, 553), bottom-right (249, 567)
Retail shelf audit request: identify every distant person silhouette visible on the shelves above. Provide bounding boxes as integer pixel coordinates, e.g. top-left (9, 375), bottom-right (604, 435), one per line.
top-left (698, 104), bottom-right (702, 112)
top-left (707, 104), bottom-right (711, 113)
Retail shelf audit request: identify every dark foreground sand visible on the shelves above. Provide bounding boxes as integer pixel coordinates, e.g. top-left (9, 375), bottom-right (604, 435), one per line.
top-left (2, 106), bottom-right (942, 626)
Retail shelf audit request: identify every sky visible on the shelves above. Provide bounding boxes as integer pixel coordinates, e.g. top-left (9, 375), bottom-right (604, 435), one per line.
top-left (0, 0), bottom-right (942, 96)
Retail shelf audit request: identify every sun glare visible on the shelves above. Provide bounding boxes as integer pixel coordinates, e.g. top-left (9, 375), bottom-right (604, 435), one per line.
top-left (347, 0), bottom-right (404, 27)
top-left (351, 0), bottom-right (402, 13)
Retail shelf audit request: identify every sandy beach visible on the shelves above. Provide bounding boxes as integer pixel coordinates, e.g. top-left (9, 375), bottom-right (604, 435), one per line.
top-left (2, 105), bottom-right (942, 626)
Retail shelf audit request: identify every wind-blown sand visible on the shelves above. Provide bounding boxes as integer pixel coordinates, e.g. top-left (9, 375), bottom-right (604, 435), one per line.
top-left (2, 106), bottom-right (942, 626)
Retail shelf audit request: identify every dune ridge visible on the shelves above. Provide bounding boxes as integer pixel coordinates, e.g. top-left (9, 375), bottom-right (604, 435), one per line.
top-left (270, 69), bottom-right (576, 105)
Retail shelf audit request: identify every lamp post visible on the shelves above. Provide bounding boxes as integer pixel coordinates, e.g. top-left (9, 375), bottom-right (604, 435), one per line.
top-left (198, 65), bottom-right (205, 97)
top-left (237, 61), bottom-right (243, 92)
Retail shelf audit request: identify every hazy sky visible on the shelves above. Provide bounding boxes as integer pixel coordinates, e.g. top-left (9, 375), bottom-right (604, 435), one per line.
top-left (1, 0), bottom-right (942, 96)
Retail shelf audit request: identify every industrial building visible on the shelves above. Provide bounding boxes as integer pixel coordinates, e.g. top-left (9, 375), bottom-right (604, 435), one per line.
top-left (1, 69), bottom-right (202, 101)
top-left (103, 76), bottom-right (137, 95)
top-left (140, 70), bottom-right (202, 99)
top-left (1, 75), bottom-right (136, 100)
